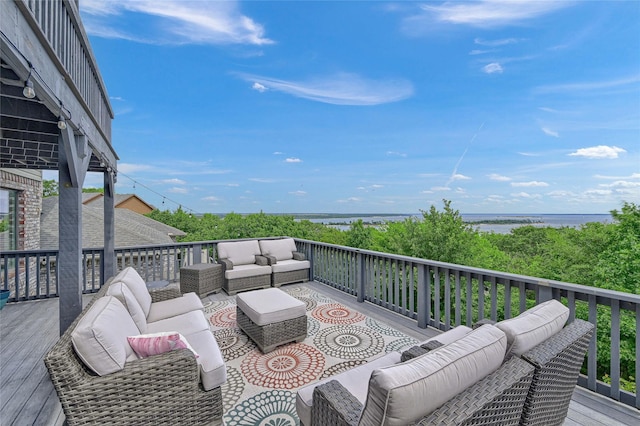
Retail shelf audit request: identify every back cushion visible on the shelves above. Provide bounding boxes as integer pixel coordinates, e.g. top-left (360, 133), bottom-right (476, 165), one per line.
top-left (117, 267), bottom-right (152, 317)
top-left (259, 238), bottom-right (296, 261)
top-left (359, 325), bottom-right (507, 426)
top-left (217, 240), bottom-right (261, 266)
top-left (107, 282), bottom-right (148, 333)
top-left (71, 296), bottom-right (140, 376)
top-left (496, 299), bottom-right (569, 356)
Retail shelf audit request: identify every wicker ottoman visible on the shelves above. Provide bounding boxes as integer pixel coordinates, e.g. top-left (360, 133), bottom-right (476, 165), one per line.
top-left (236, 288), bottom-right (307, 353)
top-left (180, 263), bottom-right (222, 297)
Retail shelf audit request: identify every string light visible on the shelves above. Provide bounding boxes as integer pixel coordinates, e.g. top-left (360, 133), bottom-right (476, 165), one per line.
top-left (117, 172), bottom-right (199, 214)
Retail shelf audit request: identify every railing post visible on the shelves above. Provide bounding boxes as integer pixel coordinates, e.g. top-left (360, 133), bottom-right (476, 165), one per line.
top-left (193, 243), bottom-right (202, 264)
top-left (356, 251), bottom-right (365, 303)
top-left (537, 280), bottom-right (553, 302)
top-left (308, 243), bottom-right (315, 282)
top-left (417, 264), bottom-right (428, 328)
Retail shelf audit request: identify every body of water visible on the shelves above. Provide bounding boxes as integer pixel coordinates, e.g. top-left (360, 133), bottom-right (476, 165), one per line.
top-left (305, 214), bottom-right (613, 234)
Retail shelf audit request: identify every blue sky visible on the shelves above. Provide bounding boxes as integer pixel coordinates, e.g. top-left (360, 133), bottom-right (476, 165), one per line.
top-left (68, 0), bottom-right (639, 214)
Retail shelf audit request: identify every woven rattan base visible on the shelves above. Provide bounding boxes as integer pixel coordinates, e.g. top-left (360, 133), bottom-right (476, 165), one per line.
top-left (272, 268), bottom-right (309, 287)
top-left (180, 263), bottom-right (222, 297)
top-left (236, 306), bottom-right (307, 353)
top-left (224, 274), bottom-right (271, 295)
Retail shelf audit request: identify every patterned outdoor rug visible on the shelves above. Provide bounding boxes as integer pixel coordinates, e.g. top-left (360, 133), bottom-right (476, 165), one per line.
top-left (204, 286), bottom-right (419, 426)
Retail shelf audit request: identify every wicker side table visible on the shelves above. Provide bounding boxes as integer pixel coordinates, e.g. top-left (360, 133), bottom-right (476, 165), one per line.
top-left (180, 263), bottom-right (222, 297)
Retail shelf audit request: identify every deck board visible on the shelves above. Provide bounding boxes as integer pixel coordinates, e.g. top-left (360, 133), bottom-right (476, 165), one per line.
top-left (0, 281), bottom-right (637, 425)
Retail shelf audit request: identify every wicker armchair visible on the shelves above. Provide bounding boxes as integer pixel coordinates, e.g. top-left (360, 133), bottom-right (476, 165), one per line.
top-left (44, 278), bottom-right (223, 426)
top-left (217, 240), bottom-right (272, 295)
top-left (311, 356), bottom-right (535, 426)
top-left (259, 238), bottom-right (310, 287)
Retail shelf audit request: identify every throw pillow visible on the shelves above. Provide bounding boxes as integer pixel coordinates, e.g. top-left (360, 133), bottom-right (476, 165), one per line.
top-left (127, 332), bottom-right (199, 359)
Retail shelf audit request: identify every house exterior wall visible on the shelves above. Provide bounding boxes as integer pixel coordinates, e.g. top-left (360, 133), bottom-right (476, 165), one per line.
top-left (0, 169), bottom-right (42, 250)
top-left (117, 197), bottom-right (154, 215)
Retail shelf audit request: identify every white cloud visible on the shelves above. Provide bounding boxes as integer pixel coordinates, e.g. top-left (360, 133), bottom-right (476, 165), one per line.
top-left (452, 173), bottom-right (471, 181)
top-left (337, 197), bottom-right (362, 203)
top-left (541, 127), bottom-right (559, 137)
top-left (421, 1), bottom-right (572, 27)
top-left (202, 196), bottom-right (221, 202)
top-left (80, 0), bottom-right (273, 45)
top-left (236, 72), bottom-right (414, 106)
top-left (595, 173), bottom-right (640, 180)
top-left (469, 49), bottom-right (495, 55)
top-left (252, 82), bottom-right (267, 92)
top-left (371, 184), bottom-right (384, 189)
top-left (386, 151), bottom-right (407, 157)
top-left (421, 190), bottom-right (434, 194)
top-left (432, 186), bottom-right (451, 191)
top-left (249, 178), bottom-right (276, 183)
top-left (569, 146), bottom-right (627, 159)
top-left (511, 192), bottom-right (541, 199)
top-left (168, 187), bottom-right (188, 194)
top-left (584, 189), bottom-right (612, 196)
top-left (289, 190), bottom-right (307, 196)
top-left (285, 157), bottom-right (302, 163)
top-left (483, 63), bottom-right (503, 74)
top-left (511, 181), bottom-right (549, 187)
top-left (273, 151), bottom-right (283, 155)
top-left (474, 37), bottom-right (520, 46)
top-left (599, 181), bottom-right (640, 189)
top-left (535, 75), bottom-right (640, 94)
top-left (487, 173), bottom-right (511, 181)
top-left (160, 178), bottom-right (186, 185)
top-left (547, 190), bottom-right (577, 198)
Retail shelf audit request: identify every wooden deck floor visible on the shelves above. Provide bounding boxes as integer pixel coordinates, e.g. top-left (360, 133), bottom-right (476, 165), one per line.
top-left (1, 281), bottom-right (638, 426)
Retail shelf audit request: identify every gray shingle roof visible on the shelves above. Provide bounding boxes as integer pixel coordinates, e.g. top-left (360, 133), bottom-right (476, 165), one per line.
top-left (40, 196), bottom-right (186, 249)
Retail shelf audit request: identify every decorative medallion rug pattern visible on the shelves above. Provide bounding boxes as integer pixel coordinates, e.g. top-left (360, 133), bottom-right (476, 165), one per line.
top-left (204, 287), bottom-right (419, 426)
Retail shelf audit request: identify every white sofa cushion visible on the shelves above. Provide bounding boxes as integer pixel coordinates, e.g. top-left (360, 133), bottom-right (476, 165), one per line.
top-left (224, 264), bottom-right (272, 280)
top-left (259, 238), bottom-right (297, 261)
top-left (146, 292), bottom-right (204, 323)
top-left (495, 299), bottom-right (569, 356)
top-left (237, 288), bottom-right (306, 326)
top-left (71, 296), bottom-right (140, 376)
top-left (184, 329), bottom-right (227, 391)
top-left (218, 240), bottom-right (261, 266)
top-left (116, 267), bottom-right (153, 317)
top-left (417, 325), bottom-right (473, 347)
top-left (271, 259), bottom-right (311, 274)
top-left (359, 325), bottom-right (507, 426)
top-left (146, 310), bottom-right (210, 336)
top-left (296, 351), bottom-right (402, 426)
top-left (106, 282), bottom-right (148, 333)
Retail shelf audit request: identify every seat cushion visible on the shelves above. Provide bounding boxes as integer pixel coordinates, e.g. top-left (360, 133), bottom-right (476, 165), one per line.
top-left (359, 325), bottom-right (507, 426)
top-left (237, 288), bottom-right (306, 326)
top-left (217, 240), bottom-right (261, 266)
top-left (146, 292), bottom-right (204, 323)
top-left (106, 282), bottom-right (148, 333)
top-left (146, 310), bottom-right (210, 336)
top-left (271, 259), bottom-right (310, 274)
top-left (296, 351), bottom-right (402, 426)
top-left (495, 299), bottom-right (569, 356)
top-left (225, 264), bottom-right (272, 280)
top-left (259, 238), bottom-right (297, 261)
top-left (71, 296), bottom-right (140, 376)
top-left (184, 330), bottom-right (227, 390)
top-left (116, 267), bottom-right (153, 317)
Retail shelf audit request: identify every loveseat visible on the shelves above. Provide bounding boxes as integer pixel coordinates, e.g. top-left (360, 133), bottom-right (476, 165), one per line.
top-left (44, 267), bottom-right (226, 425)
top-left (217, 239), bottom-right (273, 295)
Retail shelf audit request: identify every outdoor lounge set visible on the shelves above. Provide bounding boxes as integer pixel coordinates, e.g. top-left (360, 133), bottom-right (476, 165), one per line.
top-left (44, 238), bottom-right (594, 425)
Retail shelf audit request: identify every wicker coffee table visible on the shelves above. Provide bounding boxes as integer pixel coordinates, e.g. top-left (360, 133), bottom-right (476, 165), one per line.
top-left (180, 263), bottom-right (222, 297)
top-left (236, 288), bottom-right (307, 353)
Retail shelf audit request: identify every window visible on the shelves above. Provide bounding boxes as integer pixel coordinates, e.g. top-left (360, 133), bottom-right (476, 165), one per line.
top-left (0, 188), bottom-right (18, 252)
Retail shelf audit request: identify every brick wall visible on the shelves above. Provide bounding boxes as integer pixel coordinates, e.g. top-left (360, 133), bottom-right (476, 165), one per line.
top-left (1, 169), bottom-right (42, 250)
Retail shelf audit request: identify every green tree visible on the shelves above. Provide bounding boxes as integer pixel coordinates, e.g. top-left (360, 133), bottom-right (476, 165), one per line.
top-left (346, 219), bottom-right (373, 249)
top-left (42, 179), bottom-right (58, 197)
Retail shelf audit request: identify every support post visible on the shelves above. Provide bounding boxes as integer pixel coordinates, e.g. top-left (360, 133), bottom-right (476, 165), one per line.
top-left (356, 251), bottom-right (365, 303)
top-left (58, 127), bottom-right (87, 335)
top-left (417, 264), bottom-right (428, 328)
top-left (103, 170), bottom-right (116, 282)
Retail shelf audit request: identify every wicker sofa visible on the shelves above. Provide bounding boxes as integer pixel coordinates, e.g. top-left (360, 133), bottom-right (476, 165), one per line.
top-left (259, 238), bottom-right (310, 287)
top-left (298, 299), bottom-right (594, 426)
top-left (44, 268), bottom-right (225, 425)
